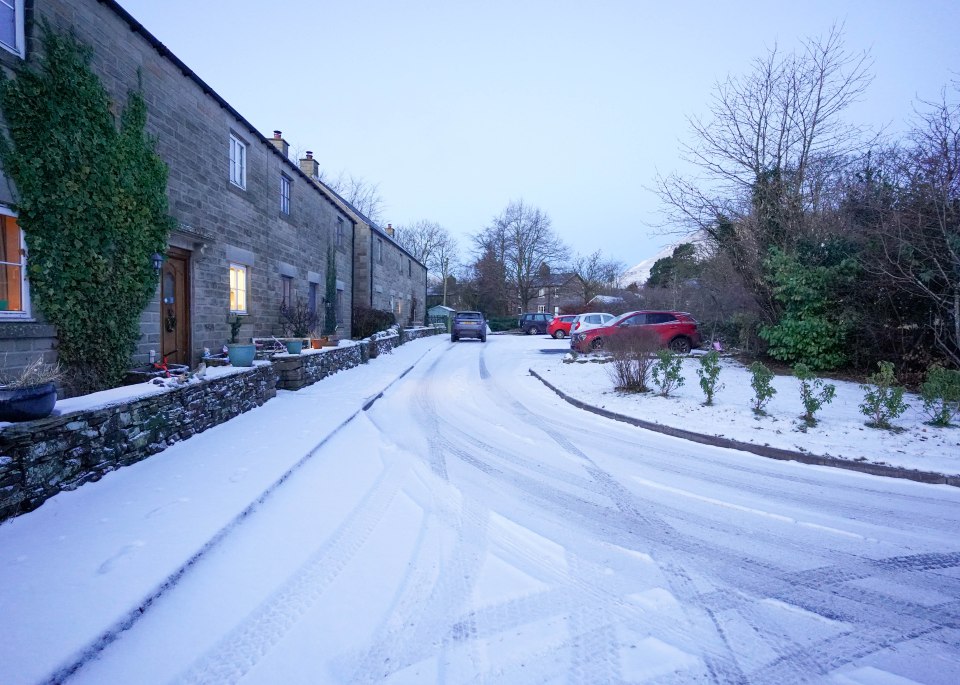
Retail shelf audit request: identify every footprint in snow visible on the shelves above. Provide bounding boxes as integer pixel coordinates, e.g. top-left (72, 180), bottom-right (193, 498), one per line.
top-left (97, 540), bottom-right (146, 574)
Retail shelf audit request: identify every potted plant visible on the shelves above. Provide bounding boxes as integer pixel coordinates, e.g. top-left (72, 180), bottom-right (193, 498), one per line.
top-left (279, 297), bottom-right (318, 355)
top-left (0, 356), bottom-right (62, 421)
top-left (226, 315), bottom-right (256, 367)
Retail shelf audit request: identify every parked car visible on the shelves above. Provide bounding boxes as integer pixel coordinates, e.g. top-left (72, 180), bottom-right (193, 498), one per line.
top-left (451, 311), bottom-right (487, 342)
top-left (568, 312), bottom-right (615, 340)
top-left (547, 314), bottom-right (578, 339)
top-left (518, 312), bottom-right (553, 335)
top-left (570, 310), bottom-right (701, 354)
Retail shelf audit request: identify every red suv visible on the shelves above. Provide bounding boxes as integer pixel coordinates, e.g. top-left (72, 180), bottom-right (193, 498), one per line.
top-left (570, 310), bottom-right (701, 354)
top-left (547, 314), bottom-right (578, 339)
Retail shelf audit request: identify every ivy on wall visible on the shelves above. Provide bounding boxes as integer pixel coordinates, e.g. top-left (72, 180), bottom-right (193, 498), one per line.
top-left (0, 22), bottom-right (174, 393)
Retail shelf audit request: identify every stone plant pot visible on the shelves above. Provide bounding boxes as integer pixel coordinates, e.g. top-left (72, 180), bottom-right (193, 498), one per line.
top-left (0, 382), bottom-right (58, 422)
top-left (227, 343), bottom-right (257, 367)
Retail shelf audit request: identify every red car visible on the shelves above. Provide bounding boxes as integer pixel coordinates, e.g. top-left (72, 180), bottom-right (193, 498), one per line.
top-left (547, 314), bottom-right (578, 339)
top-left (570, 310), bottom-right (701, 354)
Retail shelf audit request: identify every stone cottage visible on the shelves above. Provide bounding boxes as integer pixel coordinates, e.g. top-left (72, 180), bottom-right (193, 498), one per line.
top-left (0, 0), bottom-right (360, 380)
top-left (296, 151), bottom-right (427, 328)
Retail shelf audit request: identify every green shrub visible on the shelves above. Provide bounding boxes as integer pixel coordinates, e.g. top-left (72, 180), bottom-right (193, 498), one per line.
top-left (352, 306), bottom-right (396, 339)
top-left (793, 363), bottom-right (836, 426)
top-left (487, 316), bottom-right (517, 332)
top-left (651, 348), bottom-right (685, 397)
top-left (920, 365), bottom-right (960, 427)
top-left (749, 361), bottom-right (777, 415)
top-left (697, 350), bottom-right (723, 405)
top-left (859, 361), bottom-right (907, 429)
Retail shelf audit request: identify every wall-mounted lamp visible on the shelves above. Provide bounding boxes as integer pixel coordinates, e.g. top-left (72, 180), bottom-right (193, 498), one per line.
top-left (152, 252), bottom-right (165, 272)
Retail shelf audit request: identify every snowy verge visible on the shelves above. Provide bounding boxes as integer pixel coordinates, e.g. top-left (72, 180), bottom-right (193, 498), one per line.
top-left (527, 350), bottom-right (960, 480)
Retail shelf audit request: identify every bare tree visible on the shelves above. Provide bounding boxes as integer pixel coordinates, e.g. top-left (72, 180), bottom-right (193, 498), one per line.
top-left (656, 26), bottom-right (873, 321)
top-left (394, 220), bottom-right (461, 306)
top-left (318, 170), bottom-right (385, 224)
top-left (476, 200), bottom-right (568, 312)
top-left (570, 250), bottom-right (625, 304)
top-left (869, 87), bottom-right (960, 366)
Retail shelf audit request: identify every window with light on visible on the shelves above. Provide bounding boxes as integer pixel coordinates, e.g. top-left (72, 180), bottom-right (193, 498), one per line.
top-left (0, 214), bottom-right (27, 316)
top-left (229, 263), bottom-right (248, 313)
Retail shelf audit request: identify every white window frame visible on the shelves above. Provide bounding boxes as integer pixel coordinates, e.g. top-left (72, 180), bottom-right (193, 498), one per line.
top-left (229, 263), bottom-right (249, 314)
top-left (279, 174), bottom-right (291, 214)
top-left (229, 134), bottom-right (246, 189)
top-left (0, 207), bottom-right (30, 320)
top-left (0, 0), bottom-right (25, 59)
top-left (537, 304), bottom-right (545, 313)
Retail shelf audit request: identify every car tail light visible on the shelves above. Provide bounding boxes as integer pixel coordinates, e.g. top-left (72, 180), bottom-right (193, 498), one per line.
top-left (573, 322), bottom-right (580, 330)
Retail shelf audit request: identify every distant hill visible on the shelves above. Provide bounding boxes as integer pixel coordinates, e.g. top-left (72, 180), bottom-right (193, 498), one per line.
top-left (619, 232), bottom-right (706, 288)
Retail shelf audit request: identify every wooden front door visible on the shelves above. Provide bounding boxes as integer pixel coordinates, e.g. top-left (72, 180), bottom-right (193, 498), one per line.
top-left (160, 247), bottom-right (191, 366)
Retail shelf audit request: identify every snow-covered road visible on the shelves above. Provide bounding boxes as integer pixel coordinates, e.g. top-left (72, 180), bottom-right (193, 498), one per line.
top-left (42, 337), bottom-right (960, 682)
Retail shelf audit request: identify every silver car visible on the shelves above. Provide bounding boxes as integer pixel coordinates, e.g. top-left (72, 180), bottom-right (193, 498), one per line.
top-left (451, 311), bottom-right (487, 342)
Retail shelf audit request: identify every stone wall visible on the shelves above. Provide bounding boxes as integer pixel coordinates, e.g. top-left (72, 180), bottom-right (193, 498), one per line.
top-left (0, 364), bottom-right (277, 521)
top-left (0, 325), bottom-right (440, 523)
top-left (274, 344), bottom-right (365, 391)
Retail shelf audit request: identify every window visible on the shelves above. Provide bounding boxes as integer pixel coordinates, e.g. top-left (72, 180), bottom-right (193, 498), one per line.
top-left (336, 289), bottom-right (343, 323)
top-left (377, 238), bottom-right (383, 264)
top-left (0, 213), bottom-right (28, 318)
top-left (280, 174), bottom-right (291, 214)
top-left (229, 263), bottom-right (248, 314)
top-left (537, 305), bottom-right (545, 313)
top-left (229, 134), bottom-right (246, 189)
top-left (336, 217), bottom-right (345, 248)
top-left (280, 275), bottom-right (293, 306)
top-left (0, 0), bottom-right (24, 58)
top-left (538, 288), bottom-right (545, 297)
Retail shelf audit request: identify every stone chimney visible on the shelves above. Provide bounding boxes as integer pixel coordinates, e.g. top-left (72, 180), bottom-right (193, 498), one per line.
top-left (269, 130), bottom-right (289, 157)
top-left (385, 223), bottom-right (395, 238)
top-left (299, 150), bottom-right (319, 179)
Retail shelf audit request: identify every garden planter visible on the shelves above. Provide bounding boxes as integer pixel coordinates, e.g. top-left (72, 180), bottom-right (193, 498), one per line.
top-left (227, 343), bottom-right (257, 367)
top-left (124, 363), bottom-right (191, 385)
top-left (284, 340), bottom-right (303, 355)
top-left (0, 382), bottom-right (58, 422)
top-left (310, 338), bottom-right (324, 349)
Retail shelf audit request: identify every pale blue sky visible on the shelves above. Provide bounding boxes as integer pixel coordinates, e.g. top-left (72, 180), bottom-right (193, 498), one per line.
top-left (118, 0), bottom-right (958, 269)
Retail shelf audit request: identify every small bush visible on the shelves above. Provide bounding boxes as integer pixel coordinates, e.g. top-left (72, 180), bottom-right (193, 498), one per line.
top-left (859, 361), bottom-right (907, 429)
top-left (605, 328), bottom-right (659, 392)
top-left (352, 306), bottom-right (396, 340)
top-left (749, 361), bottom-right (776, 415)
top-left (487, 316), bottom-right (517, 332)
top-left (697, 350), bottom-right (723, 405)
top-left (920, 365), bottom-right (960, 427)
top-left (651, 348), bottom-right (685, 397)
top-left (793, 363), bottom-right (836, 426)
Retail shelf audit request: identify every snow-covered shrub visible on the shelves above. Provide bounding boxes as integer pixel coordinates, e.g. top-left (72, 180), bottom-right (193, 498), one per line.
top-left (749, 361), bottom-right (776, 415)
top-left (920, 365), bottom-right (960, 427)
top-left (652, 348), bottom-right (685, 397)
top-left (793, 363), bottom-right (836, 426)
top-left (859, 361), bottom-right (907, 429)
top-left (696, 350), bottom-right (723, 405)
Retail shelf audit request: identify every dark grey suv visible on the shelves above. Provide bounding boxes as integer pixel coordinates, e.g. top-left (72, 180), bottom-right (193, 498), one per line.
top-left (451, 311), bottom-right (487, 342)
top-left (518, 312), bottom-right (552, 335)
